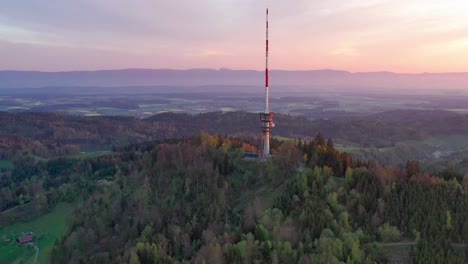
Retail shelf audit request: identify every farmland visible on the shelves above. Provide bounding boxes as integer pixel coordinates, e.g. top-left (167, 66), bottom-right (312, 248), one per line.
top-left (4, 85), bottom-right (468, 120)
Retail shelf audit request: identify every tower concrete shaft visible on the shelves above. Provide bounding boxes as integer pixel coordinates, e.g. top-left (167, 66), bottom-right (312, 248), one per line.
top-left (260, 112), bottom-right (274, 156)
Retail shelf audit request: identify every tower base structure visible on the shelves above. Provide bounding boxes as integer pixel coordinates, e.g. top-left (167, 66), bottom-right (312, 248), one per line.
top-left (260, 112), bottom-right (275, 158)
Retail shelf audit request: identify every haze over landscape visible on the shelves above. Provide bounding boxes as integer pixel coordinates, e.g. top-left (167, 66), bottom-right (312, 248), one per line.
top-left (3, 69), bottom-right (468, 91)
top-left (1, 1), bottom-right (468, 264)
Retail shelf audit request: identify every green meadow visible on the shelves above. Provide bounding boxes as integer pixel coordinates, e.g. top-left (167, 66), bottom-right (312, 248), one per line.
top-left (0, 160), bottom-right (13, 171)
top-left (0, 203), bottom-right (75, 264)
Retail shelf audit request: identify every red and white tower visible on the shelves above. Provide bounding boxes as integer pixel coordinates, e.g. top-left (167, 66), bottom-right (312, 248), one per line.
top-left (260, 7), bottom-right (275, 157)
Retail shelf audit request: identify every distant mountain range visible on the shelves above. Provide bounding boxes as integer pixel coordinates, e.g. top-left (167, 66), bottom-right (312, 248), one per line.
top-left (1, 68), bottom-right (468, 90)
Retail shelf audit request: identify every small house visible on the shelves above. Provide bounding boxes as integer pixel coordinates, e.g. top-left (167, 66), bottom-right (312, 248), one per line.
top-left (16, 233), bottom-right (33, 245)
top-left (243, 152), bottom-right (260, 159)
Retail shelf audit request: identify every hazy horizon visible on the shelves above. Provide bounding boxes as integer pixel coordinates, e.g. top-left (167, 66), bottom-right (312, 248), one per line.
top-left (3, 68), bottom-right (468, 75)
top-left (2, 68), bottom-right (468, 91)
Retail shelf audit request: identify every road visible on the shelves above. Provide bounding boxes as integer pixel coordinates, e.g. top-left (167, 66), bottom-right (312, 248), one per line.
top-left (25, 243), bottom-right (40, 264)
top-left (378, 241), bottom-right (466, 247)
top-left (378, 242), bottom-right (415, 246)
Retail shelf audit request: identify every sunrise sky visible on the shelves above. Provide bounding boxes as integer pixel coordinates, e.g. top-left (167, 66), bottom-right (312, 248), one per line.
top-left (1, 0), bottom-right (468, 72)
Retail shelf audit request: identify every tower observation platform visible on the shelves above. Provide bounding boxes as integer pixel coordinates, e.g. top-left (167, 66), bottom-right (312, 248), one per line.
top-left (260, 112), bottom-right (274, 157)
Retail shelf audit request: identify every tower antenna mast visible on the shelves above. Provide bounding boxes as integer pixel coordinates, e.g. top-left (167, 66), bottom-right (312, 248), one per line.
top-left (265, 7), bottom-right (270, 113)
top-left (260, 6), bottom-right (275, 157)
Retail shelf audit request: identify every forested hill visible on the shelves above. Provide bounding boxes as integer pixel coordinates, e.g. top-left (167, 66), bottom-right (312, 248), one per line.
top-left (148, 109), bottom-right (468, 146)
top-left (1, 123), bottom-right (467, 262)
top-left (2, 109), bottom-right (468, 156)
top-left (2, 133), bottom-right (463, 263)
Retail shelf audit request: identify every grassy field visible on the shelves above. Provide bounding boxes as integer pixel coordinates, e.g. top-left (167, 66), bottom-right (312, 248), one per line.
top-left (273, 136), bottom-right (295, 142)
top-left (378, 242), bottom-right (466, 263)
top-left (335, 144), bottom-right (362, 153)
top-left (336, 134), bottom-right (468, 168)
top-left (0, 203), bottom-right (75, 264)
top-left (76, 151), bottom-right (112, 159)
top-left (378, 243), bottom-right (413, 263)
top-left (453, 244), bottom-right (467, 255)
top-left (0, 160), bottom-right (13, 171)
